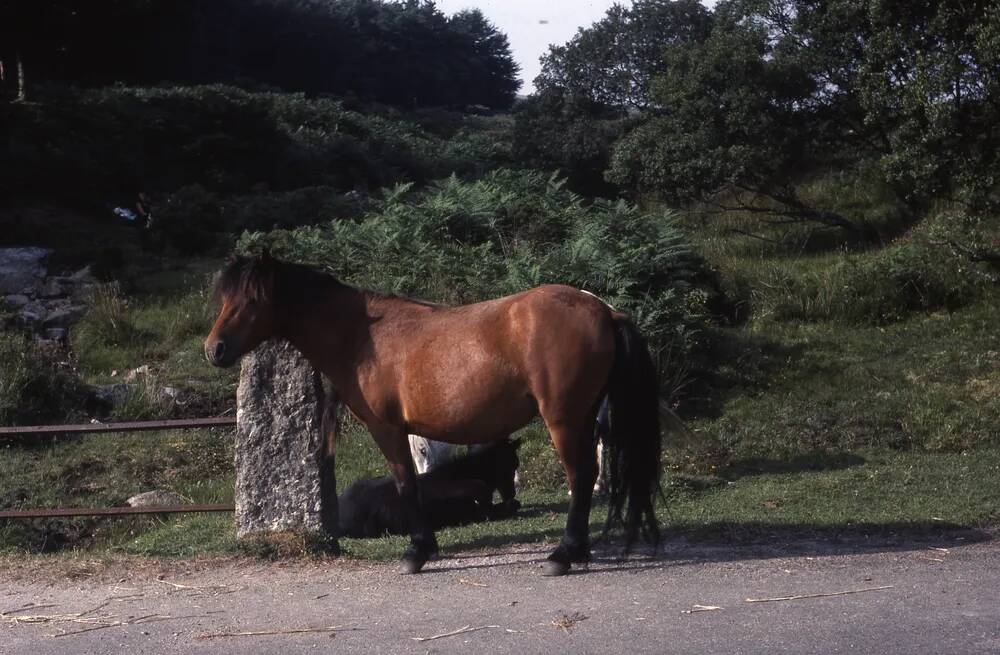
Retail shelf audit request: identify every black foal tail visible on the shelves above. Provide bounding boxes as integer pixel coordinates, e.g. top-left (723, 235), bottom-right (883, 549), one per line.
top-left (602, 317), bottom-right (662, 548)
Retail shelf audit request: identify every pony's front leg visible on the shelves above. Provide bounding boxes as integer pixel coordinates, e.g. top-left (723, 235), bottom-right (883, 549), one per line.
top-left (379, 431), bottom-right (439, 574)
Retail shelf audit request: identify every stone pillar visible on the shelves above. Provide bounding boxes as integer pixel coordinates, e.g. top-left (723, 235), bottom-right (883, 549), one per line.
top-left (235, 339), bottom-right (339, 549)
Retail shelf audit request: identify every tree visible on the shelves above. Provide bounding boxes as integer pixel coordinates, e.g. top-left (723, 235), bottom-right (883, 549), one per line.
top-left (859, 0), bottom-right (1000, 210)
top-left (606, 2), bottom-right (868, 230)
top-left (447, 9), bottom-right (521, 109)
top-left (512, 88), bottom-right (624, 196)
top-left (536, 0), bottom-right (712, 109)
top-left (0, 0), bottom-right (522, 109)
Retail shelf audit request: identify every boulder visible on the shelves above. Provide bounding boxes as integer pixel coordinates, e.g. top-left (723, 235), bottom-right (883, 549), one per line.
top-left (92, 383), bottom-right (130, 408)
top-left (235, 339), bottom-right (338, 545)
top-left (127, 490), bottom-right (186, 508)
top-left (69, 265), bottom-right (95, 282)
top-left (124, 364), bottom-right (151, 382)
top-left (44, 327), bottom-right (68, 341)
top-left (3, 294), bottom-right (30, 310)
top-left (0, 247), bottom-right (50, 294)
top-left (38, 278), bottom-right (69, 299)
top-left (16, 300), bottom-right (48, 327)
top-left (42, 304), bottom-right (86, 328)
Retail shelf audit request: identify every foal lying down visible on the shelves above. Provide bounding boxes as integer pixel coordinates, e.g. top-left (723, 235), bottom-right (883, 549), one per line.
top-left (339, 439), bottom-right (521, 538)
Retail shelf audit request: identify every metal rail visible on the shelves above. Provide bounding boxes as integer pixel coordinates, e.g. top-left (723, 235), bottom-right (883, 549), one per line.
top-left (1, 417), bottom-right (238, 520)
top-left (0, 505), bottom-right (234, 519)
top-left (0, 417), bottom-right (236, 437)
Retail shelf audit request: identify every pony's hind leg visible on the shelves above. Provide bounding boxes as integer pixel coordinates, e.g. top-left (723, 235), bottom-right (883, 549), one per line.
top-left (544, 420), bottom-right (599, 576)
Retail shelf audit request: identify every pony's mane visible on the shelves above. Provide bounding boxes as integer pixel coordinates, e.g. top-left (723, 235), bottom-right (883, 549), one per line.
top-left (213, 256), bottom-right (346, 306)
top-left (214, 254), bottom-right (446, 311)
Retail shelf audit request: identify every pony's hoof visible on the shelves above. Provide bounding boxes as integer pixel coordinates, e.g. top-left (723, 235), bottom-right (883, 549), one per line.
top-left (400, 544), bottom-right (433, 574)
top-left (400, 557), bottom-right (426, 575)
top-left (542, 559), bottom-right (571, 576)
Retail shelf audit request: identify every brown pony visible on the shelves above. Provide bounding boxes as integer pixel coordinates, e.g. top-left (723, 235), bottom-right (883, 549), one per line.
top-left (205, 253), bottom-right (661, 575)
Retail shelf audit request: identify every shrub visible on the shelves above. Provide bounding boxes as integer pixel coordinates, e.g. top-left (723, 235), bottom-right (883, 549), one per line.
top-left (512, 89), bottom-right (625, 197)
top-left (239, 169), bottom-right (729, 386)
top-left (761, 211), bottom-right (995, 325)
top-left (225, 187), bottom-right (366, 233)
top-left (4, 85), bottom-right (505, 209)
top-left (0, 333), bottom-right (87, 425)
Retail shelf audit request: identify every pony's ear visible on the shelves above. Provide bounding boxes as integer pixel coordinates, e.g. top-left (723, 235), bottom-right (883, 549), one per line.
top-left (510, 437), bottom-right (523, 450)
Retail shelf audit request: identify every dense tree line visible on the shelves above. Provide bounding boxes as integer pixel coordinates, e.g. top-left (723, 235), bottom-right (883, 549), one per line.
top-left (0, 0), bottom-right (520, 109)
top-left (524, 0), bottom-right (1000, 224)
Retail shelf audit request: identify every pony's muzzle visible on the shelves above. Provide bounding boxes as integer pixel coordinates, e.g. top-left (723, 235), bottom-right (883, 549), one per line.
top-left (204, 339), bottom-right (230, 367)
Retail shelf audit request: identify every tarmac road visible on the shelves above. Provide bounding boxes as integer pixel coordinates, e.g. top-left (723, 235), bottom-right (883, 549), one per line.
top-left (2, 534), bottom-right (998, 654)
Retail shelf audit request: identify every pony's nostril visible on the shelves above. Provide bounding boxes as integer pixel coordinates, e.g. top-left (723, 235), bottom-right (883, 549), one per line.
top-left (212, 341), bottom-right (226, 363)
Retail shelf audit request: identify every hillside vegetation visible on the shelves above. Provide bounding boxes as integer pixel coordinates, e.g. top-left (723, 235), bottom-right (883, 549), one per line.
top-left (1, 0), bottom-right (997, 557)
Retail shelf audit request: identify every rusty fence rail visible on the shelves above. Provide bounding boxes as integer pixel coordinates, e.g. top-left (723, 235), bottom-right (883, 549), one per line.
top-left (0, 416), bottom-right (237, 520)
top-left (0, 416), bottom-right (236, 438)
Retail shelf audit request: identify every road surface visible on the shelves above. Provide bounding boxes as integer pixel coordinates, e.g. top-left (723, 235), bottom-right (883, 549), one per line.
top-left (2, 535), bottom-right (998, 654)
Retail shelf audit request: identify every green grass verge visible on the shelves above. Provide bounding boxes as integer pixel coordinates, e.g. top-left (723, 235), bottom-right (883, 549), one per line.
top-left (694, 297), bottom-right (999, 457)
top-left (3, 427), bottom-right (997, 559)
top-left (2, 195), bottom-right (997, 562)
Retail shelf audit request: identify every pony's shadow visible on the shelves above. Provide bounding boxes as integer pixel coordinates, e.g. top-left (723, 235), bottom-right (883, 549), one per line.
top-left (425, 511), bottom-right (992, 576)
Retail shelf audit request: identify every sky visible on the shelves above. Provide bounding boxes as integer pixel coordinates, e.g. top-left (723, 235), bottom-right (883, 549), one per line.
top-left (434, 1), bottom-right (717, 94)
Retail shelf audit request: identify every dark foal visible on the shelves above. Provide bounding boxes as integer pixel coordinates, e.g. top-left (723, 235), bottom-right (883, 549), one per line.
top-left (205, 254), bottom-right (661, 576)
top-left (339, 438), bottom-right (521, 538)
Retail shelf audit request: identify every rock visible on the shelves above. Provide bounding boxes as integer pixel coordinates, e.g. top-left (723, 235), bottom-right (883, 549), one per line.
top-left (92, 383), bottom-right (130, 407)
top-left (38, 278), bottom-right (69, 299)
top-left (124, 364), bottom-right (151, 382)
top-left (0, 247), bottom-right (51, 294)
top-left (66, 267), bottom-right (98, 301)
top-left (127, 490), bottom-right (186, 508)
top-left (70, 265), bottom-right (95, 282)
top-left (44, 327), bottom-right (68, 341)
top-left (71, 284), bottom-right (97, 303)
top-left (3, 294), bottom-right (30, 310)
top-left (235, 339), bottom-right (338, 543)
top-left (16, 301), bottom-right (48, 326)
top-left (160, 386), bottom-right (181, 400)
top-left (42, 304), bottom-right (86, 328)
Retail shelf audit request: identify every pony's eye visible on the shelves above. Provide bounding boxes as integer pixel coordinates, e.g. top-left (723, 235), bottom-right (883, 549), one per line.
top-left (419, 447), bottom-right (427, 456)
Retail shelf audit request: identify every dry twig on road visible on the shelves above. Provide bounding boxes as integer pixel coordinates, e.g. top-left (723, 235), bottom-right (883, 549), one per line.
top-left (412, 625), bottom-right (501, 642)
top-left (197, 625), bottom-right (360, 639)
top-left (1, 603), bottom-right (59, 618)
top-left (745, 585), bottom-right (893, 603)
top-left (681, 605), bottom-right (723, 614)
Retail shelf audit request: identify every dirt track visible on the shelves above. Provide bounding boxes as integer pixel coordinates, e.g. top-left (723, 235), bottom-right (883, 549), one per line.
top-left (2, 535), bottom-right (998, 654)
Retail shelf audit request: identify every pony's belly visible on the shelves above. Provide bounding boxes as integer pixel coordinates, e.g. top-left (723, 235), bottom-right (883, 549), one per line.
top-left (399, 344), bottom-right (536, 443)
top-left (403, 390), bottom-right (537, 444)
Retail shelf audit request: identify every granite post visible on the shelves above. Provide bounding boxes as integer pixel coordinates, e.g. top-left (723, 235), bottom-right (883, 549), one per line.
top-left (235, 339), bottom-right (339, 549)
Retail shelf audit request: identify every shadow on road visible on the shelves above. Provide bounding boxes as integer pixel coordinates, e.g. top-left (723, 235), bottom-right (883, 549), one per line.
top-left (433, 511), bottom-right (992, 576)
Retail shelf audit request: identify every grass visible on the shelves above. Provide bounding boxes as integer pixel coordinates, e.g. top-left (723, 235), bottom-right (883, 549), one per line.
top-left (691, 298), bottom-right (1000, 457)
top-left (2, 415), bottom-right (997, 559)
top-left (0, 428), bottom-right (234, 553)
top-left (1, 181), bottom-right (997, 563)
top-left (667, 449), bottom-right (1000, 538)
top-left (0, 205), bottom-right (238, 421)
top-left (71, 271), bottom-right (237, 417)
top-left (334, 448), bottom-right (1000, 560)
top-left (4, 442), bottom-right (996, 560)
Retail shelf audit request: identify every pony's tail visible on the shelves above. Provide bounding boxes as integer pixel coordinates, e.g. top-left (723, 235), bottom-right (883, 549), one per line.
top-left (602, 316), bottom-right (662, 549)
